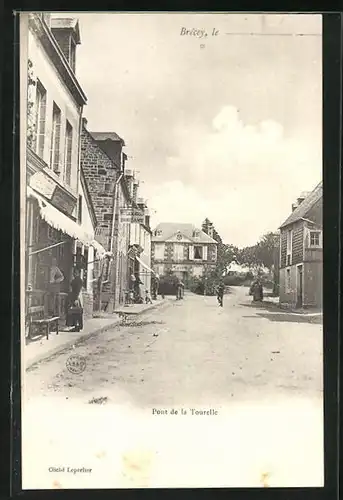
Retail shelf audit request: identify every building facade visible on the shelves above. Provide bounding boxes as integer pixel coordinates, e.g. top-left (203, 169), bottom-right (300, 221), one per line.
top-left (129, 196), bottom-right (153, 298)
top-left (24, 13), bottom-right (101, 326)
top-left (151, 223), bottom-right (218, 286)
top-left (279, 182), bottom-right (323, 308)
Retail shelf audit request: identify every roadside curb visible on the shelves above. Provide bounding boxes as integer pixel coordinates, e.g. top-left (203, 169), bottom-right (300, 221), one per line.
top-left (26, 299), bottom-right (167, 371)
top-left (262, 300), bottom-right (322, 316)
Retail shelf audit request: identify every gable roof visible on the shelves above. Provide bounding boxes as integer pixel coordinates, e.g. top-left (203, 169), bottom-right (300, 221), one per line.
top-left (90, 132), bottom-right (125, 146)
top-left (152, 222), bottom-right (218, 244)
top-left (279, 181), bottom-right (323, 229)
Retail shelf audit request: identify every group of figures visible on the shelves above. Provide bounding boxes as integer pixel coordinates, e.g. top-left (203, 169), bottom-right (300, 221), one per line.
top-left (215, 278), bottom-right (264, 308)
top-left (49, 259), bottom-right (84, 332)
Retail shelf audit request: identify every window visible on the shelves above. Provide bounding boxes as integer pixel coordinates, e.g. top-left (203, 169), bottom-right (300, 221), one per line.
top-left (50, 102), bottom-right (61, 174)
top-left (193, 230), bottom-right (200, 238)
top-left (34, 80), bottom-right (47, 158)
top-left (173, 244), bottom-right (184, 261)
top-left (77, 195), bottom-right (82, 224)
top-left (69, 38), bottom-right (76, 72)
top-left (286, 229), bottom-right (292, 266)
top-left (310, 231), bottom-right (321, 247)
top-left (154, 243), bottom-right (165, 260)
top-left (194, 246), bottom-right (203, 260)
top-left (286, 268), bottom-right (291, 293)
top-left (64, 121), bottom-right (73, 185)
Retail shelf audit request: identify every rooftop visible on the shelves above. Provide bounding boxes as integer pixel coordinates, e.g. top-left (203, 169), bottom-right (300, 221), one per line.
top-left (90, 131), bottom-right (125, 146)
top-left (152, 222), bottom-right (217, 244)
top-left (280, 181), bottom-right (323, 229)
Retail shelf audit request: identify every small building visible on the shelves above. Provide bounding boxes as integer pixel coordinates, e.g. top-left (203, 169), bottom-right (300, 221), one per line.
top-left (279, 182), bottom-right (323, 309)
top-left (151, 222), bottom-right (218, 286)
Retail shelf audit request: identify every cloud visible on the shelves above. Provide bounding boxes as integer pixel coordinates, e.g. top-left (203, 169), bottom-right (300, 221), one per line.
top-left (141, 105), bottom-right (321, 247)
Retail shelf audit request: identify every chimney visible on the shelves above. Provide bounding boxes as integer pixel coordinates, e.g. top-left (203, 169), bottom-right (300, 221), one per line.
top-left (132, 181), bottom-right (139, 204)
top-left (208, 224), bottom-right (214, 238)
top-left (297, 191), bottom-right (310, 206)
top-left (82, 117), bottom-right (88, 129)
top-left (124, 169), bottom-right (134, 197)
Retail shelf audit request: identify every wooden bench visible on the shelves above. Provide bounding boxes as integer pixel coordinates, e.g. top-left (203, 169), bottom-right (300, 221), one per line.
top-left (28, 306), bottom-right (59, 340)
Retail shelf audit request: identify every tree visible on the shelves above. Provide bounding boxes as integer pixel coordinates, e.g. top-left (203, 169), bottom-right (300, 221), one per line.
top-left (237, 232), bottom-right (279, 271)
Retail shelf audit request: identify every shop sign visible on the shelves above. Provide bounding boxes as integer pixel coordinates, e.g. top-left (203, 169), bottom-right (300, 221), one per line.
top-left (120, 208), bottom-right (145, 224)
top-left (51, 185), bottom-right (77, 215)
top-left (29, 172), bottom-right (55, 199)
top-left (171, 265), bottom-right (189, 272)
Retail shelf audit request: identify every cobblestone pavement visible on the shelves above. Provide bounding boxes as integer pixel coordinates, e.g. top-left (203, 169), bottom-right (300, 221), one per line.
top-left (23, 288), bottom-right (324, 489)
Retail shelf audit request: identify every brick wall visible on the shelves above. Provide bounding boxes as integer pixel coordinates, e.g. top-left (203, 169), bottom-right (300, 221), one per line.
top-left (81, 126), bottom-right (118, 251)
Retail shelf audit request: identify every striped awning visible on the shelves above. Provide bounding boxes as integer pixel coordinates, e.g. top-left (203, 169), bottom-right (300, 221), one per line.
top-left (27, 186), bottom-right (94, 246)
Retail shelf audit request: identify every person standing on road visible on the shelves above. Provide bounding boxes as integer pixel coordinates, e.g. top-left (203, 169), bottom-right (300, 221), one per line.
top-left (216, 280), bottom-right (225, 307)
top-left (66, 268), bottom-right (83, 331)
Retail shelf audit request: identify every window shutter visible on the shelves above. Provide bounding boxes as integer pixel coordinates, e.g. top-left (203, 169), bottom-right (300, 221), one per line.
top-left (189, 245), bottom-right (194, 260)
top-left (203, 245), bottom-right (208, 261)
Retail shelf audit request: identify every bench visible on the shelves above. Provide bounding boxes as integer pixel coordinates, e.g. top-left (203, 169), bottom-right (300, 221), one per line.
top-left (28, 306), bottom-right (59, 340)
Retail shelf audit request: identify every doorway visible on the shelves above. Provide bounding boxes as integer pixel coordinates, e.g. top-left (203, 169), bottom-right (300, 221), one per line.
top-left (296, 265), bottom-right (303, 308)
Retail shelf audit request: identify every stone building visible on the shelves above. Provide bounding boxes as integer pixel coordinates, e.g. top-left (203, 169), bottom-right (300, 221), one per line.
top-left (151, 223), bottom-right (218, 286)
top-left (279, 182), bottom-right (323, 308)
top-left (80, 121), bottom-right (132, 311)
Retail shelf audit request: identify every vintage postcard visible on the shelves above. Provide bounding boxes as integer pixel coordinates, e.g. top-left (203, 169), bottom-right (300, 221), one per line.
top-left (20, 12), bottom-right (323, 489)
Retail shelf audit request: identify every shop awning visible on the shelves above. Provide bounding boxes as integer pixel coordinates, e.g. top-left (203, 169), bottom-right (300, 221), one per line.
top-left (135, 255), bottom-right (155, 275)
top-left (27, 186), bottom-right (94, 246)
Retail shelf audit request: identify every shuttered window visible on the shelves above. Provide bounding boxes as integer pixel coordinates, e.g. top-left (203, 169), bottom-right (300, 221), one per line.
top-left (34, 80), bottom-right (47, 158)
top-left (50, 102), bottom-right (61, 174)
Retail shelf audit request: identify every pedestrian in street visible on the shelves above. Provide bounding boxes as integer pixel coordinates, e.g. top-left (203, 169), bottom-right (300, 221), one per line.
top-left (250, 279), bottom-right (264, 303)
top-left (66, 268), bottom-right (84, 331)
top-left (176, 279), bottom-right (183, 300)
top-left (216, 280), bottom-right (225, 307)
top-left (49, 256), bottom-right (64, 316)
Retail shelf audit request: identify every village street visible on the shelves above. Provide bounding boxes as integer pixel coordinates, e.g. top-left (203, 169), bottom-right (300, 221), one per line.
top-left (23, 287), bottom-right (324, 489)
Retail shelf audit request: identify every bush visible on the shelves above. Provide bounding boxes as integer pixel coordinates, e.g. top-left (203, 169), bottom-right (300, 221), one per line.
top-left (223, 274), bottom-right (247, 286)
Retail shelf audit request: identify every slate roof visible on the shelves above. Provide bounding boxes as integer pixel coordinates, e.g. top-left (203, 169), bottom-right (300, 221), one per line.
top-left (50, 18), bottom-right (81, 43)
top-left (279, 181), bottom-right (323, 229)
top-left (152, 222), bottom-right (217, 243)
top-left (90, 132), bottom-right (125, 146)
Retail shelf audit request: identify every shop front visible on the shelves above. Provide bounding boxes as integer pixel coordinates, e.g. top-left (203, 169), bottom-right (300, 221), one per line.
top-left (25, 186), bottom-right (99, 334)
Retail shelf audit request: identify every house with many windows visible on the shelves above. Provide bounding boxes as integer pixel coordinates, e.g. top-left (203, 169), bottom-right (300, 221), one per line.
top-left (24, 13), bottom-right (103, 327)
top-left (151, 223), bottom-right (218, 286)
top-left (278, 182), bottom-right (323, 309)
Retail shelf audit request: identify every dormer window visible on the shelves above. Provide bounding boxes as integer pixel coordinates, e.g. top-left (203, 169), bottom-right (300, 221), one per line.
top-left (154, 229), bottom-right (162, 237)
top-left (193, 230), bottom-right (200, 238)
top-left (50, 18), bottom-right (80, 74)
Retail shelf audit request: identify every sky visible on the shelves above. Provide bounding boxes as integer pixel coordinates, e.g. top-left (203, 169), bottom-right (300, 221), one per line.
top-left (56, 13), bottom-right (322, 247)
